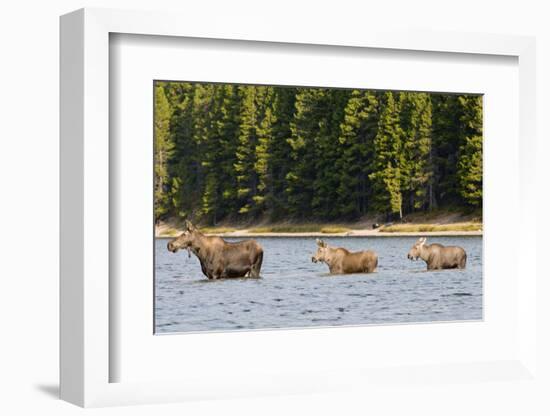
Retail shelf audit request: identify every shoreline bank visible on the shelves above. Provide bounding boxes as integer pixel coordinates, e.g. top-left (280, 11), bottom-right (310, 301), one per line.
top-left (156, 229), bottom-right (482, 238)
top-left (156, 211), bottom-right (482, 239)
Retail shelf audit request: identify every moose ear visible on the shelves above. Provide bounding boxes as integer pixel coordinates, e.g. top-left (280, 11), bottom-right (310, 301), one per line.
top-left (185, 220), bottom-right (195, 231)
top-left (316, 238), bottom-right (326, 247)
top-left (419, 237), bottom-right (427, 245)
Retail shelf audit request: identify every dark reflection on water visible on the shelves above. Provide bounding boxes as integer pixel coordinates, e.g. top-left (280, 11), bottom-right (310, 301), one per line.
top-left (155, 236), bottom-right (482, 333)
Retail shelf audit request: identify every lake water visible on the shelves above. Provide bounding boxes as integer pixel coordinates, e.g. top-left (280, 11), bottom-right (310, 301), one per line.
top-left (155, 236), bottom-right (482, 333)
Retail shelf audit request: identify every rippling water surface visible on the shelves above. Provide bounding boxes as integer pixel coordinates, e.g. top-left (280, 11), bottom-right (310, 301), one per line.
top-left (155, 236), bottom-right (482, 333)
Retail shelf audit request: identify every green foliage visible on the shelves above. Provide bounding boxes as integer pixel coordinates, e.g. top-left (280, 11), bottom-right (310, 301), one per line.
top-left (368, 92), bottom-right (404, 218)
top-left (191, 84), bottom-right (221, 222)
top-left (154, 83), bottom-right (174, 220)
top-left (457, 96), bottom-right (483, 207)
top-left (253, 89), bottom-right (277, 215)
top-left (153, 81), bottom-right (483, 225)
top-left (216, 84), bottom-right (242, 218)
top-left (233, 86), bottom-right (275, 217)
top-left (431, 94), bottom-right (483, 209)
top-left (266, 88), bottom-right (296, 220)
top-left (286, 88), bottom-right (326, 218)
top-left (165, 82), bottom-right (197, 220)
top-left (399, 92), bottom-right (433, 212)
top-left (337, 90), bottom-right (379, 218)
top-left (311, 89), bottom-right (351, 219)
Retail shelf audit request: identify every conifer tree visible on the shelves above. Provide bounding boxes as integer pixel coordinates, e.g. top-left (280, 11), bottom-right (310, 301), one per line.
top-left (234, 86), bottom-right (269, 216)
top-left (399, 92), bottom-right (433, 213)
top-left (336, 90), bottom-right (380, 218)
top-left (311, 89), bottom-right (350, 219)
top-left (254, 87), bottom-right (277, 215)
top-left (183, 83), bottom-right (227, 223)
top-left (166, 82), bottom-right (197, 220)
top-left (457, 95), bottom-right (483, 207)
top-left (368, 92), bottom-right (404, 219)
top-left (286, 88), bottom-right (325, 218)
top-left (154, 82), bottom-right (174, 220)
top-left (216, 85), bottom-right (242, 219)
top-left (267, 87), bottom-right (296, 220)
top-left (431, 94), bottom-right (462, 207)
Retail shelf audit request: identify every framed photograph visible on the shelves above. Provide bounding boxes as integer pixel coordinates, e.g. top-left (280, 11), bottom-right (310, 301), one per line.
top-left (60, 8), bottom-right (537, 407)
top-left (152, 80), bottom-right (483, 335)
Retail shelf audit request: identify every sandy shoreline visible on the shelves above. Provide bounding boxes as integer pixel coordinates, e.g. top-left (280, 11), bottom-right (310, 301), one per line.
top-left (156, 211), bottom-right (482, 239)
top-left (156, 229), bottom-right (482, 238)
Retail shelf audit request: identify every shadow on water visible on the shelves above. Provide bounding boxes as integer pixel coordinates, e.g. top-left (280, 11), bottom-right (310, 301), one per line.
top-left (402, 269), bottom-right (430, 274)
top-left (189, 277), bottom-right (263, 284)
top-left (316, 271), bottom-right (382, 277)
top-left (401, 268), bottom-right (469, 274)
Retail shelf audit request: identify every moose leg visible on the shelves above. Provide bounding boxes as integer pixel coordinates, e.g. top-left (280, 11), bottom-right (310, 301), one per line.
top-left (249, 250), bottom-right (263, 278)
top-left (200, 265), bottom-right (209, 278)
top-left (369, 256), bottom-right (378, 273)
top-left (459, 254), bottom-right (467, 269)
top-left (214, 266), bottom-right (227, 279)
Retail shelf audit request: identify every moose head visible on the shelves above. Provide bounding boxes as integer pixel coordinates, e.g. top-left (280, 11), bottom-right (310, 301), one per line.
top-left (407, 237), bottom-right (427, 260)
top-left (167, 220), bottom-right (201, 256)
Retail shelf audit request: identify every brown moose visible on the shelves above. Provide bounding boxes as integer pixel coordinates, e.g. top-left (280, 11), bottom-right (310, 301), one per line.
top-left (167, 221), bottom-right (263, 279)
top-left (407, 237), bottom-right (467, 270)
top-left (311, 239), bottom-right (378, 274)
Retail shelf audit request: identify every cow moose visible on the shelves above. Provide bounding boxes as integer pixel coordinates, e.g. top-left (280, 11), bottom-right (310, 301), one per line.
top-left (167, 221), bottom-right (263, 279)
top-left (311, 238), bottom-right (378, 274)
top-left (407, 237), bottom-right (467, 270)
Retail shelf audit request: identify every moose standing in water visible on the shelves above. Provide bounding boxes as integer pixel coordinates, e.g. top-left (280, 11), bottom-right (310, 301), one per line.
top-left (167, 221), bottom-right (263, 279)
top-left (407, 237), bottom-right (467, 270)
top-left (311, 239), bottom-right (378, 274)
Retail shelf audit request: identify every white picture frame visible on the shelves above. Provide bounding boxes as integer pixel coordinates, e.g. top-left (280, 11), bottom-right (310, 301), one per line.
top-left (60, 7), bottom-right (537, 407)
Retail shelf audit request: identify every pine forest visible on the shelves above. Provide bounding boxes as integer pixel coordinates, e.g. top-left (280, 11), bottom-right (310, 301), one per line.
top-left (154, 81), bottom-right (482, 225)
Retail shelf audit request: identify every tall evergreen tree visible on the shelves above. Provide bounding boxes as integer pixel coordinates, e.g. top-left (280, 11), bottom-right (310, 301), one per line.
top-left (457, 95), bottom-right (483, 207)
top-left (286, 88), bottom-right (326, 218)
top-left (187, 84), bottom-right (219, 222)
top-left (234, 86), bottom-right (271, 216)
top-left (253, 87), bottom-right (277, 215)
top-left (311, 89), bottom-right (350, 219)
top-left (267, 87), bottom-right (296, 220)
top-left (431, 95), bottom-right (462, 207)
top-left (368, 92), bottom-right (404, 219)
top-left (154, 82), bottom-right (174, 220)
top-left (336, 90), bottom-right (380, 218)
top-left (399, 92), bottom-right (433, 213)
top-left (216, 84), bottom-right (242, 219)
top-left (165, 82), bottom-right (197, 220)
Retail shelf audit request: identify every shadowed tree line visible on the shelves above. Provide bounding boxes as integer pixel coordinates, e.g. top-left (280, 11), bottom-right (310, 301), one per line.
top-left (154, 81), bottom-right (482, 225)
